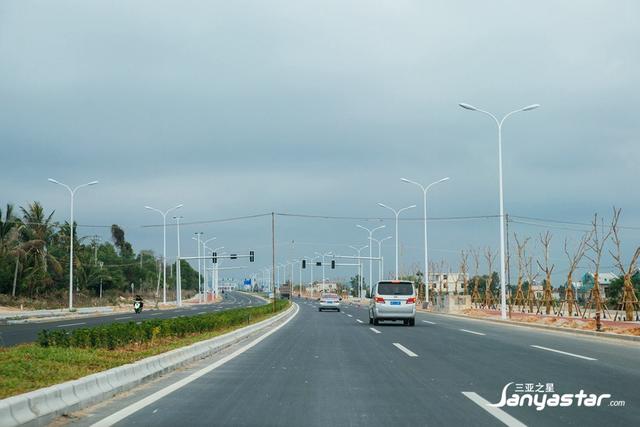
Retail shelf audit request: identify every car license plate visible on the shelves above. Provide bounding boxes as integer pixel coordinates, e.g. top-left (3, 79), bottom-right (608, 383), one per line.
top-left (390, 301), bottom-right (401, 305)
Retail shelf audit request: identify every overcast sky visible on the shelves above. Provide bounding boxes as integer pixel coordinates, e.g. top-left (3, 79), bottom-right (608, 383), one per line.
top-left (1, 1), bottom-right (639, 285)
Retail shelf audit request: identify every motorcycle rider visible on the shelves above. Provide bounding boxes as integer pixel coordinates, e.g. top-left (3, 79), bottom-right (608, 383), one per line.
top-left (133, 294), bottom-right (144, 313)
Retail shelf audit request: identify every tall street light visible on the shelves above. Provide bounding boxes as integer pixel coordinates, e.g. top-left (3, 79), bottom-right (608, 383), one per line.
top-left (315, 251), bottom-right (332, 292)
top-left (193, 232), bottom-right (204, 302)
top-left (378, 203), bottom-right (415, 279)
top-left (202, 237), bottom-right (217, 301)
top-left (48, 178), bottom-right (98, 310)
top-left (173, 216), bottom-right (183, 306)
top-left (371, 235), bottom-right (392, 282)
top-left (356, 224), bottom-right (385, 295)
top-left (145, 204), bottom-right (183, 304)
top-left (401, 177), bottom-right (450, 304)
top-left (349, 245), bottom-right (368, 298)
top-left (212, 246), bottom-right (224, 297)
top-left (459, 102), bottom-right (540, 319)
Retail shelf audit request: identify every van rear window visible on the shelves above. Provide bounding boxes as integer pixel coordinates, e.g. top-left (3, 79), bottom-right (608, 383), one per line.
top-left (377, 282), bottom-right (413, 296)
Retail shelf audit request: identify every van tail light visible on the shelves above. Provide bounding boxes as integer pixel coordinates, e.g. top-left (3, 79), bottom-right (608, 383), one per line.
top-left (406, 297), bottom-right (416, 304)
top-left (374, 296), bottom-right (385, 303)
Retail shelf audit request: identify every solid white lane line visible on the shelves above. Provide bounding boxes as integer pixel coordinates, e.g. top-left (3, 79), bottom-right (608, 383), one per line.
top-left (422, 320), bottom-right (436, 324)
top-left (56, 322), bottom-right (86, 328)
top-left (347, 314), bottom-right (353, 318)
top-left (198, 312), bottom-right (206, 315)
top-left (462, 392), bottom-right (526, 427)
top-left (91, 304), bottom-right (300, 427)
top-left (356, 319), bottom-right (363, 324)
top-left (531, 345), bottom-right (597, 361)
top-left (393, 343), bottom-right (418, 357)
top-left (369, 328), bottom-right (381, 334)
top-left (460, 329), bottom-right (486, 336)
top-left (115, 316), bottom-right (132, 320)
top-left (151, 313), bottom-right (162, 316)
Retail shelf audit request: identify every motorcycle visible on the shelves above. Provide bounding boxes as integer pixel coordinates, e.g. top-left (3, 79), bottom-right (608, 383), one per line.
top-left (134, 299), bottom-right (144, 314)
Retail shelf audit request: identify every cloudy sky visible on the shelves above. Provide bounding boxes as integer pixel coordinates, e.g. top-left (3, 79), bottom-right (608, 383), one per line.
top-left (1, 1), bottom-right (639, 285)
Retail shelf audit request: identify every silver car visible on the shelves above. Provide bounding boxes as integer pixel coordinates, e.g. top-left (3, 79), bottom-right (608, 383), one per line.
top-left (369, 280), bottom-right (416, 326)
top-left (319, 293), bottom-right (341, 312)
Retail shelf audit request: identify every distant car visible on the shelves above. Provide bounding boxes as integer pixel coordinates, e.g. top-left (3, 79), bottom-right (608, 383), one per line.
top-left (369, 280), bottom-right (416, 326)
top-left (319, 293), bottom-right (341, 312)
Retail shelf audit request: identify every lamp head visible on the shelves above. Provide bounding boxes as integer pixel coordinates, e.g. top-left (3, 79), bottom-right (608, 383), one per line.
top-left (459, 103), bottom-right (478, 111)
top-left (521, 104), bottom-right (540, 111)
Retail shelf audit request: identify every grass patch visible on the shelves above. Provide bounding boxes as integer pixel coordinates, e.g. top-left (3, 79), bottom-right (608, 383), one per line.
top-left (0, 301), bottom-right (289, 399)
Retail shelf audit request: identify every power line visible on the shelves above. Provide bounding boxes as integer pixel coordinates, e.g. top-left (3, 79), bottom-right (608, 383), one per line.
top-left (275, 212), bottom-right (501, 222)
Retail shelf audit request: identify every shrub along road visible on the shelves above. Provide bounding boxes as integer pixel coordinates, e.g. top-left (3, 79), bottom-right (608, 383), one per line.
top-left (0, 291), bottom-right (264, 347)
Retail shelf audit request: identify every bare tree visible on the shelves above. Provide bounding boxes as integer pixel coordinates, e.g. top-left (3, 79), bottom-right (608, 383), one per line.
top-left (483, 247), bottom-right (498, 309)
top-left (459, 249), bottom-right (469, 295)
top-left (470, 247), bottom-right (482, 305)
top-left (512, 233), bottom-right (530, 312)
top-left (536, 231), bottom-right (556, 315)
top-left (609, 208), bottom-right (640, 321)
top-left (558, 233), bottom-right (591, 317)
top-left (583, 212), bottom-right (614, 319)
top-left (524, 255), bottom-right (540, 313)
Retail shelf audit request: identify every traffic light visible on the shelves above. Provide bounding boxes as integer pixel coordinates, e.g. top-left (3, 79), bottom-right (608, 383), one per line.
top-left (331, 259), bottom-right (336, 269)
top-left (302, 259), bottom-right (306, 269)
top-left (231, 254), bottom-right (238, 260)
top-left (316, 261), bottom-right (322, 266)
top-left (249, 251), bottom-right (255, 262)
top-left (212, 252), bottom-right (217, 264)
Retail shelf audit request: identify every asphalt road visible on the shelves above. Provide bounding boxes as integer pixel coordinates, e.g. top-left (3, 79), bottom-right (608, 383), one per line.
top-left (65, 299), bottom-right (639, 427)
top-left (0, 291), bottom-right (264, 347)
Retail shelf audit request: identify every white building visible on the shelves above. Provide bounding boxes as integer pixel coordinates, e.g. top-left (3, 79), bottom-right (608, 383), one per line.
top-left (429, 272), bottom-right (468, 294)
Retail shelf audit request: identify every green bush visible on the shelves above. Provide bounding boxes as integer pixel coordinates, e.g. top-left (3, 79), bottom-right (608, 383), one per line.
top-left (38, 300), bottom-right (289, 350)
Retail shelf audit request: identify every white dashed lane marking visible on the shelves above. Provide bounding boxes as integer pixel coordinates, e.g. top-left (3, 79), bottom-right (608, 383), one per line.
top-left (460, 329), bottom-right (486, 336)
top-left (393, 343), bottom-right (418, 357)
top-left (531, 345), bottom-right (597, 361)
top-left (56, 322), bottom-right (86, 328)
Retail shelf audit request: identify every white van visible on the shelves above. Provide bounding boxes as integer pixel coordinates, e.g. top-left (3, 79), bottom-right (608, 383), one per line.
top-left (368, 280), bottom-right (416, 326)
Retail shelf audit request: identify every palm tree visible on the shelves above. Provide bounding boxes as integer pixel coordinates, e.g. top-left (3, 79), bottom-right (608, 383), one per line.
top-left (18, 202), bottom-right (62, 297)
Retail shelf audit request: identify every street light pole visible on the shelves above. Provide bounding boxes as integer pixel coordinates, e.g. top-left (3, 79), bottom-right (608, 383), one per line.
top-left (144, 204), bottom-right (183, 304)
top-left (371, 236), bottom-right (392, 282)
top-left (202, 237), bottom-right (216, 301)
top-left (193, 232), bottom-right (203, 302)
top-left (459, 102), bottom-right (540, 319)
top-left (48, 178), bottom-right (98, 310)
top-left (356, 224), bottom-right (385, 295)
top-left (401, 177), bottom-right (450, 303)
top-left (378, 203), bottom-right (415, 279)
top-left (173, 216), bottom-right (183, 306)
top-left (349, 245), bottom-right (368, 298)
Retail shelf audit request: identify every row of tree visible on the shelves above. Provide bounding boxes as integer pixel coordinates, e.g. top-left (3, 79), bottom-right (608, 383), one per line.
top-left (0, 202), bottom-right (199, 304)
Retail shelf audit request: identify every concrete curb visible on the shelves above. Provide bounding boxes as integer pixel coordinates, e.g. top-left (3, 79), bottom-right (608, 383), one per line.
top-left (0, 307), bottom-right (116, 324)
top-left (420, 310), bottom-right (640, 343)
top-left (0, 303), bottom-right (296, 427)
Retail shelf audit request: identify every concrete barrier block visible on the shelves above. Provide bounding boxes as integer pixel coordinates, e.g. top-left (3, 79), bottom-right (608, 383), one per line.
top-left (0, 399), bottom-right (20, 427)
top-left (7, 395), bottom-right (37, 426)
top-left (57, 382), bottom-right (80, 407)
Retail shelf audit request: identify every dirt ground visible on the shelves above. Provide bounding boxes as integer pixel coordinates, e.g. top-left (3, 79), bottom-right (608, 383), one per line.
top-left (461, 308), bottom-right (640, 336)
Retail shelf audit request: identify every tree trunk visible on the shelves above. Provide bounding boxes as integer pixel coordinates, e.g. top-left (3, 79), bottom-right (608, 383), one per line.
top-left (12, 256), bottom-right (19, 297)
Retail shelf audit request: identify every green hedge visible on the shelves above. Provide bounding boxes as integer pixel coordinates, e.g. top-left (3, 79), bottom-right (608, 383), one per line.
top-left (38, 300), bottom-right (289, 350)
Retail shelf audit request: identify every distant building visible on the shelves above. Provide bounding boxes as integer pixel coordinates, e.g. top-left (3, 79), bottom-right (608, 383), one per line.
top-left (429, 272), bottom-right (468, 294)
top-left (580, 272), bottom-right (619, 298)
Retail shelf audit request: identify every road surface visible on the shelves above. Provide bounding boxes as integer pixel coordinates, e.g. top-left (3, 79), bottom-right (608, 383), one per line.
top-left (62, 299), bottom-right (638, 426)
